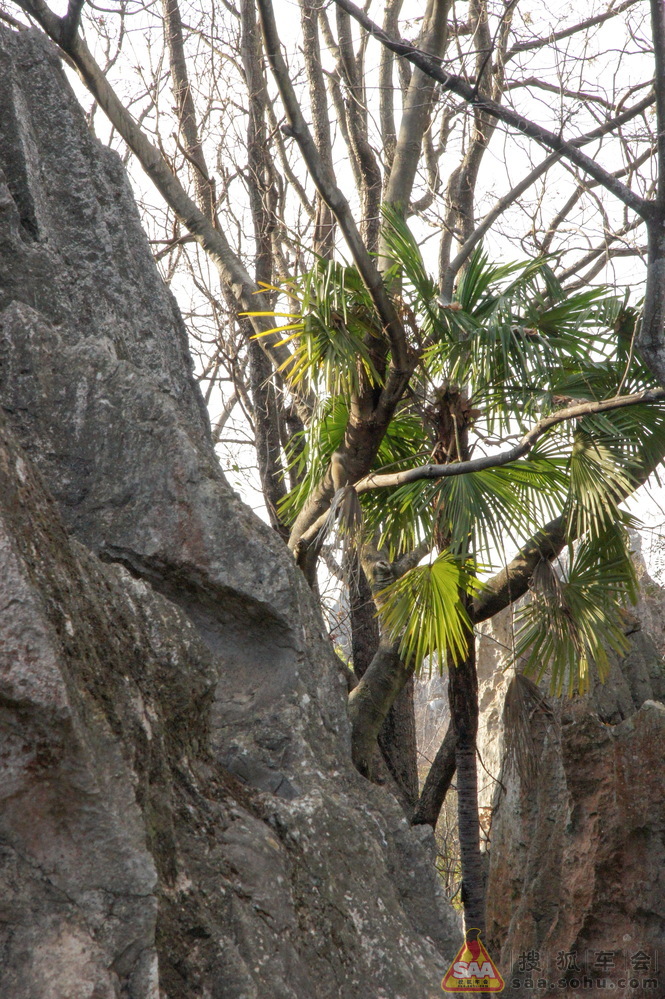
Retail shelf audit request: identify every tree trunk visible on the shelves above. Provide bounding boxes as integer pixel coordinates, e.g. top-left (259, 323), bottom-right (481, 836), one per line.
top-left (638, 214), bottom-right (665, 385)
top-left (241, 0), bottom-right (289, 541)
top-left (348, 639), bottom-right (412, 776)
top-left (412, 721), bottom-right (457, 827)
top-left (247, 334), bottom-right (289, 541)
top-left (348, 555), bottom-right (418, 811)
top-left (378, 674), bottom-right (419, 813)
top-left (162, 0), bottom-right (217, 224)
top-left (299, 0), bottom-right (337, 258)
top-left (349, 557), bottom-right (380, 678)
top-left (448, 634), bottom-right (485, 934)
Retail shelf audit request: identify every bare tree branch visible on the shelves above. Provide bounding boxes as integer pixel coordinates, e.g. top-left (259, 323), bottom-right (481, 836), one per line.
top-left (61, 0), bottom-right (84, 44)
top-left (505, 0), bottom-right (641, 60)
top-left (354, 388), bottom-right (665, 493)
top-left (446, 94), bottom-right (656, 294)
top-left (331, 0), bottom-right (651, 219)
top-left (299, 0), bottom-right (337, 257)
top-left (257, 0), bottom-right (410, 373)
top-left (443, 151), bottom-right (559, 299)
top-left (334, 1), bottom-right (382, 251)
top-left (264, 101), bottom-right (316, 220)
top-left (412, 723), bottom-right (457, 828)
top-left (11, 0), bottom-right (313, 414)
top-left (378, 0), bottom-right (403, 174)
top-left (381, 0), bottom-right (450, 218)
top-left (161, 0), bottom-right (217, 223)
top-left (651, 0), bottom-right (665, 204)
top-left (504, 76), bottom-right (616, 110)
top-left (0, 8), bottom-right (27, 29)
top-left (558, 219), bottom-right (644, 286)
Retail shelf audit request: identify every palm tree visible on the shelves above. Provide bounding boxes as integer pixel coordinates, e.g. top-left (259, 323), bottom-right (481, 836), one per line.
top-left (248, 210), bottom-right (665, 934)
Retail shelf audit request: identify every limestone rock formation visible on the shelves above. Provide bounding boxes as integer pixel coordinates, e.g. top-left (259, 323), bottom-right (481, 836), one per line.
top-left (0, 25), bottom-right (459, 998)
top-left (484, 612), bottom-right (665, 999)
top-left (414, 585), bottom-right (665, 998)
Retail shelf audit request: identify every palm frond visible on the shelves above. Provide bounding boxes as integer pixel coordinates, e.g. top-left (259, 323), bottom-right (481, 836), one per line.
top-left (577, 405), bottom-right (665, 475)
top-left (278, 397), bottom-right (348, 525)
top-left (432, 254), bottom-right (622, 435)
top-left (515, 523), bottom-right (638, 696)
top-left (363, 477), bottom-right (440, 559)
top-left (380, 205), bottom-right (438, 306)
top-left (362, 449), bottom-right (569, 565)
top-left (435, 456), bottom-right (568, 562)
top-left (566, 428), bottom-right (637, 538)
top-left (252, 259), bottom-right (386, 398)
top-left (377, 552), bottom-right (478, 671)
top-left (503, 673), bottom-right (555, 784)
top-left (455, 246), bottom-right (525, 313)
top-left (315, 486), bottom-right (363, 566)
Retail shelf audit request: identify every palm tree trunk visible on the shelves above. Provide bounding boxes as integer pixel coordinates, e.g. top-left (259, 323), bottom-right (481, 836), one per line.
top-left (448, 632), bottom-right (485, 933)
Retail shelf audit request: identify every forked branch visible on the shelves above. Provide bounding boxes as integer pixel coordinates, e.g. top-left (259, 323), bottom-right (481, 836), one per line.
top-left (12, 0), bottom-right (311, 413)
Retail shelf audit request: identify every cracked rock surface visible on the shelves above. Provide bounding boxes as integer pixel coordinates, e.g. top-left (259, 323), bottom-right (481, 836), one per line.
top-left (483, 613), bottom-right (665, 999)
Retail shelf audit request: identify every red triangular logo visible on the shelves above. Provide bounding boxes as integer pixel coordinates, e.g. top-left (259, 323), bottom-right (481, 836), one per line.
top-left (441, 930), bottom-right (505, 992)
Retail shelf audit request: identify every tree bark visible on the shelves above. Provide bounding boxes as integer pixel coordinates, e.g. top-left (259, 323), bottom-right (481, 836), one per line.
top-left (378, 675), bottom-right (419, 812)
top-left (412, 721), bottom-right (457, 828)
top-left (448, 633), bottom-right (485, 934)
top-left (299, 0), bottom-right (336, 258)
top-left (378, 0), bottom-right (403, 177)
top-left (348, 638), bottom-right (414, 778)
top-left (349, 557), bottom-right (380, 678)
top-left (334, 4), bottom-right (382, 251)
top-left (162, 0), bottom-right (217, 224)
top-left (348, 551), bottom-right (419, 812)
top-left (638, 213), bottom-right (665, 385)
top-left (247, 333), bottom-right (289, 541)
top-left (381, 0), bottom-right (449, 217)
top-left (241, 0), bottom-right (289, 540)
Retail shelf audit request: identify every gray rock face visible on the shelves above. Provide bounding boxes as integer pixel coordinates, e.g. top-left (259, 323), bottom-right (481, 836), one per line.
top-left (0, 25), bottom-right (459, 999)
top-left (477, 602), bottom-right (665, 998)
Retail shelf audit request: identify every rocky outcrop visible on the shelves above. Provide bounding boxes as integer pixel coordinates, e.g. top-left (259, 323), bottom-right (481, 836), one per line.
top-left (632, 533), bottom-right (665, 657)
top-left (484, 614), bottom-right (665, 999)
top-left (415, 568), bottom-right (665, 998)
top-left (487, 698), bottom-right (665, 999)
top-left (0, 25), bottom-right (459, 999)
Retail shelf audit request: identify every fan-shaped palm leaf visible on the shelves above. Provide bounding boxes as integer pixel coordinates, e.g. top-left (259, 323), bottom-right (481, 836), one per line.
top-left (566, 429), bottom-right (637, 538)
top-left (377, 552), bottom-right (479, 671)
top-left (247, 260), bottom-right (385, 398)
top-left (515, 523), bottom-right (638, 696)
